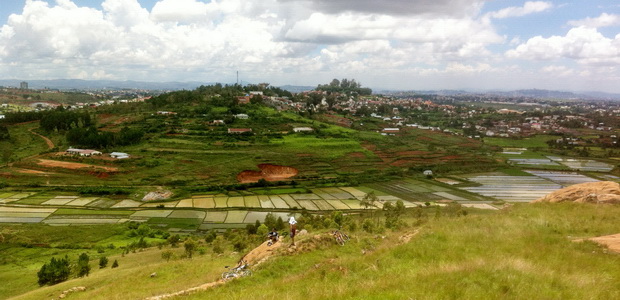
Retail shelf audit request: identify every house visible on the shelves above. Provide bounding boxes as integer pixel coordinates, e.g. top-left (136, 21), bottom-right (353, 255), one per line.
top-left (381, 128), bottom-right (400, 135)
top-left (228, 128), bottom-right (252, 134)
top-left (0, 114), bottom-right (5, 119)
top-left (157, 111), bottom-right (177, 115)
top-left (293, 127), bottom-right (313, 133)
top-left (381, 128), bottom-right (400, 133)
top-left (237, 96), bottom-right (250, 104)
top-left (235, 114), bottom-right (249, 119)
top-left (110, 152), bottom-right (130, 159)
top-left (66, 148), bottom-right (102, 157)
top-left (423, 170), bottom-right (433, 176)
top-left (211, 120), bottom-right (225, 125)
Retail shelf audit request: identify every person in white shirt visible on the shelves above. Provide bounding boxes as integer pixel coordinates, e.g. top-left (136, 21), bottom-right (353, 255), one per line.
top-left (288, 216), bottom-right (297, 246)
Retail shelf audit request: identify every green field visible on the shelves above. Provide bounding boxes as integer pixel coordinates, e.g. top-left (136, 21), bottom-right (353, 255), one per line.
top-left (484, 135), bottom-right (556, 148)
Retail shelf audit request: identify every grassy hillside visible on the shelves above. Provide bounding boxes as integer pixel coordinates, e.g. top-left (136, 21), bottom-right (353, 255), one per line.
top-left (4, 203), bottom-right (620, 299)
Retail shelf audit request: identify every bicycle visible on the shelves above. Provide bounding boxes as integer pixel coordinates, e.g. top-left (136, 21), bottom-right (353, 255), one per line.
top-left (332, 230), bottom-right (350, 246)
top-left (221, 260), bottom-right (253, 280)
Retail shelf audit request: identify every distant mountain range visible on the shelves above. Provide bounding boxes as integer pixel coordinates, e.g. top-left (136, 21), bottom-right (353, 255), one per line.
top-left (1, 79), bottom-right (618, 100)
top-left (383, 88), bottom-right (620, 100)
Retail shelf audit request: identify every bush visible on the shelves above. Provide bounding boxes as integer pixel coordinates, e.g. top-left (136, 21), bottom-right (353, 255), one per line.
top-left (184, 238), bottom-right (197, 258)
top-left (212, 236), bottom-right (224, 254)
top-left (168, 234), bottom-right (181, 247)
top-left (256, 224), bottom-right (268, 237)
top-left (111, 260), bottom-right (119, 268)
top-left (205, 230), bottom-right (217, 243)
top-left (161, 250), bottom-right (173, 262)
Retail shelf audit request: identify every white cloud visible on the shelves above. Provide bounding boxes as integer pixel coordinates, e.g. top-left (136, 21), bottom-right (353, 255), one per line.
top-left (541, 65), bottom-right (575, 77)
top-left (150, 0), bottom-right (211, 23)
top-left (486, 1), bottom-right (552, 19)
top-left (0, 0), bottom-right (618, 92)
top-left (506, 27), bottom-right (620, 65)
top-left (568, 13), bottom-right (620, 28)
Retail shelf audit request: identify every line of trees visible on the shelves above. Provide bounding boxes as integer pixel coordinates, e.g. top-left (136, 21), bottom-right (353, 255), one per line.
top-left (40, 110), bottom-right (92, 132)
top-left (316, 78), bottom-right (372, 96)
top-left (66, 126), bottom-right (144, 149)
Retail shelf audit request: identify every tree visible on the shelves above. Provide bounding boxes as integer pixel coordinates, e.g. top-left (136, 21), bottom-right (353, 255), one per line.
top-left (111, 260), bottom-right (119, 268)
top-left (384, 200), bottom-right (405, 229)
top-left (264, 213), bottom-right (277, 230)
top-left (0, 125), bottom-right (9, 140)
top-left (361, 192), bottom-right (378, 210)
top-left (275, 216), bottom-right (285, 231)
top-left (184, 238), bottom-right (197, 258)
top-left (37, 256), bottom-right (71, 286)
top-left (77, 253), bottom-right (91, 277)
top-left (99, 256), bottom-right (108, 269)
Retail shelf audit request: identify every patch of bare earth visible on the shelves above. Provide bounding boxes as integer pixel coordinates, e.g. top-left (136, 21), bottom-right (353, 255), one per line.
top-left (37, 159), bottom-right (118, 172)
top-left (589, 233), bottom-right (620, 253)
top-left (13, 168), bottom-right (52, 175)
top-left (236, 164), bottom-right (298, 183)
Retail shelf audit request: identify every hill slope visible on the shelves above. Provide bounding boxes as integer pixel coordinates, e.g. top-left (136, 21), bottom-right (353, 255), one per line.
top-left (9, 203), bottom-right (620, 300)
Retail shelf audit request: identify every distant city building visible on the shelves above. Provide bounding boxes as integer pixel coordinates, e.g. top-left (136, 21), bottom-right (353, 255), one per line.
top-left (20, 81), bottom-right (28, 90)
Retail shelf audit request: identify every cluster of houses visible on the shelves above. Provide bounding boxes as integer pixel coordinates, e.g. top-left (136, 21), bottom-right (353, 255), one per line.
top-left (65, 148), bottom-right (130, 159)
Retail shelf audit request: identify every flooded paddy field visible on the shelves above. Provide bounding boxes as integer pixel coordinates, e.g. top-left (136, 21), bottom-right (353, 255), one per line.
top-left (459, 173), bottom-right (562, 202)
top-left (547, 156), bottom-right (614, 172)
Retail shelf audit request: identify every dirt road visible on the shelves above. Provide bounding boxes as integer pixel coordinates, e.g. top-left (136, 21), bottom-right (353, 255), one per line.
top-left (28, 128), bottom-right (54, 149)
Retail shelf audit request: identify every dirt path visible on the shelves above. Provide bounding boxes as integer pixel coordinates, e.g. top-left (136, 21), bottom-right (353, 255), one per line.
top-left (589, 233), bottom-right (620, 253)
top-left (28, 128), bottom-right (54, 149)
top-left (145, 237), bottom-right (289, 300)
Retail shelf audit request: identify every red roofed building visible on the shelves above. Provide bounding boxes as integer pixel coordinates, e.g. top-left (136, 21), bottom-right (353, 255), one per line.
top-left (228, 128), bottom-right (253, 134)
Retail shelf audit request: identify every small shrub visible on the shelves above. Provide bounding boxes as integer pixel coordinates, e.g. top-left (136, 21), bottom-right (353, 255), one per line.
top-left (99, 256), bottom-right (108, 269)
top-left (111, 260), bottom-right (119, 268)
top-left (161, 250), bottom-right (173, 262)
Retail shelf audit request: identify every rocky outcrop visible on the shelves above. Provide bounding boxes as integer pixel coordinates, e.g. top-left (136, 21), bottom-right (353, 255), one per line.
top-left (533, 181), bottom-right (620, 204)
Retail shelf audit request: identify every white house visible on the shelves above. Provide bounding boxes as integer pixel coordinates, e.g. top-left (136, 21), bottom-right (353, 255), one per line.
top-left (235, 114), bottom-right (249, 119)
top-left (66, 148), bottom-right (102, 157)
top-left (293, 127), bottom-right (313, 133)
top-left (110, 152), bottom-right (130, 159)
top-left (0, 114), bottom-right (5, 119)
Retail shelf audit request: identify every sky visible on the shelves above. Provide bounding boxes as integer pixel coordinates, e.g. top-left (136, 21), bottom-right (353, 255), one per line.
top-left (0, 0), bottom-right (619, 93)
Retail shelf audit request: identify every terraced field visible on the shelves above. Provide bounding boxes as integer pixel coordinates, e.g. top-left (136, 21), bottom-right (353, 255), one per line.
top-left (0, 187), bottom-right (419, 227)
top-left (3, 174), bottom-right (584, 228)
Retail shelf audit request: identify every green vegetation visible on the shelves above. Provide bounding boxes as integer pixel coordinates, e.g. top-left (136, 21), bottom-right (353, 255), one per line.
top-left (2, 203), bottom-right (618, 299)
top-left (484, 135), bottom-right (557, 148)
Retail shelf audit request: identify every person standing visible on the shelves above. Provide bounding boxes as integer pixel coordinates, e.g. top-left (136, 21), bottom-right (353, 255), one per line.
top-left (288, 216), bottom-right (297, 246)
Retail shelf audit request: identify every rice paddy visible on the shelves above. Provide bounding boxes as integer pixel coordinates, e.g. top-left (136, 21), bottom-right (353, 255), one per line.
top-left (547, 156), bottom-right (614, 172)
top-left (460, 173), bottom-right (561, 202)
top-left (0, 176), bottom-right (602, 228)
